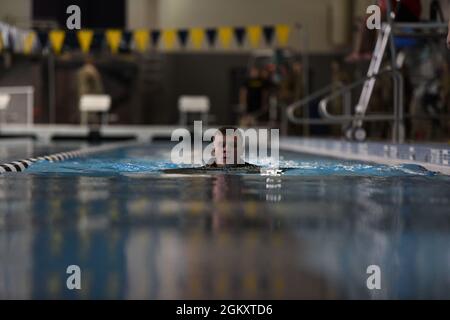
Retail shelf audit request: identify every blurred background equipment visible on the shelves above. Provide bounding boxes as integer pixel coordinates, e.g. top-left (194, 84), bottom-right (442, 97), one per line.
top-left (0, 92), bottom-right (11, 127)
top-left (287, 0), bottom-right (450, 143)
top-left (79, 94), bottom-right (111, 126)
top-left (178, 95), bottom-right (210, 127)
top-left (0, 0), bottom-right (448, 142)
top-left (0, 86), bottom-right (34, 126)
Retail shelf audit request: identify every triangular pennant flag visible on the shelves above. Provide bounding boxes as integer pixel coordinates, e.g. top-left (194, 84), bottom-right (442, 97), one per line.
top-left (122, 31), bottom-right (133, 51)
top-left (133, 29), bottom-right (150, 53)
top-left (49, 30), bottom-right (66, 54)
top-left (162, 29), bottom-right (176, 50)
top-left (262, 26), bottom-right (275, 46)
top-left (77, 30), bottom-right (94, 53)
top-left (8, 32), bottom-right (15, 52)
top-left (65, 32), bottom-right (78, 50)
top-left (205, 28), bottom-right (217, 47)
top-left (233, 27), bottom-right (246, 47)
top-left (151, 30), bottom-right (161, 48)
top-left (23, 31), bottom-right (36, 55)
top-left (218, 27), bottom-right (233, 49)
top-left (177, 29), bottom-right (189, 48)
top-left (37, 32), bottom-right (49, 49)
top-left (247, 25), bottom-right (262, 48)
top-left (275, 24), bottom-right (290, 47)
top-left (91, 31), bottom-right (105, 51)
top-left (190, 28), bottom-right (205, 49)
top-left (106, 29), bottom-right (122, 54)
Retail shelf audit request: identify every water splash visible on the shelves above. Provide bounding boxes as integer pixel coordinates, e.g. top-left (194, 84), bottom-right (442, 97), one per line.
top-left (25, 156), bottom-right (437, 177)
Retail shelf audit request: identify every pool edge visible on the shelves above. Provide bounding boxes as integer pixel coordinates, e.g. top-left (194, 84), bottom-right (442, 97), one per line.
top-left (280, 138), bottom-right (450, 176)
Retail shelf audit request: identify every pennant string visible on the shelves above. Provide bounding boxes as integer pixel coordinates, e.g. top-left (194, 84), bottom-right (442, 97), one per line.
top-left (0, 24), bottom-right (289, 54)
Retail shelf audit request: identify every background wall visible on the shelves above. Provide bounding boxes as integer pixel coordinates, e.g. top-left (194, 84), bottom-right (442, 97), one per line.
top-left (156, 0), bottom-right (350, 53)
top-left (126, 0), bottom-right (158, 29)
top-left (0, 0), bottom-right (32, 27)
top-left (32, 0), bottom-right (126, 29)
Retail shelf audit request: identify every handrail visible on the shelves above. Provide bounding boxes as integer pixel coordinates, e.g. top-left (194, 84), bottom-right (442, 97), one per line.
top-left (392, 22), bottom-right (448, 30)
top-left (392, 22), bottom-right (448, 37)
top-left (286, 82), bottom-right (343, 111)
top-left (286, 67), bottom-right (404, 142)
top-left (287, 68), bottom-right (396, 124)
top-left (318, 69), bottom-right (402, 121)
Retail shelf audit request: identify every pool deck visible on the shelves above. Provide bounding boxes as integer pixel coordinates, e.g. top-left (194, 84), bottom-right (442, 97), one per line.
top-left (0, 124), bottom-right (178, 143)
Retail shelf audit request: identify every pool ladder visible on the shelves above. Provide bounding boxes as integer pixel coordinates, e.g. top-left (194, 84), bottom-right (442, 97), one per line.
top-left (286, 24), bottom-right (404, 143)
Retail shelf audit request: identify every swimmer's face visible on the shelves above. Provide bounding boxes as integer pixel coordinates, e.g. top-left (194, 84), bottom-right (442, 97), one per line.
top-left (213, 131), bottom-right (243, 166)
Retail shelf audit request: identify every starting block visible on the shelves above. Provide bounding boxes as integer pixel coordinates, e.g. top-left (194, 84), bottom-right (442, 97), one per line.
top-left (79, 94), bottom-right (111, 126)
top-left (0, 94), bottom-right (11, 127)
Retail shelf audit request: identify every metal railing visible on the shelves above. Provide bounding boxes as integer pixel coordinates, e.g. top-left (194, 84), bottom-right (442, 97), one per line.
top-left (285, 11), bottom-right (447, 143)
top-left (286, 67), bottom-right (404, 142)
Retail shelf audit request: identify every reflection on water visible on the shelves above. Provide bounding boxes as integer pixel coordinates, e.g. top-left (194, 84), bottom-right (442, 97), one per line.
top-left (0, 145), bottom-right (450, 299)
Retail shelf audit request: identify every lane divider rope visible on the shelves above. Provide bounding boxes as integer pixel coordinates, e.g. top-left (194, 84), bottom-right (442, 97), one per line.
top-left (0, 142), bottom-right (137, 174)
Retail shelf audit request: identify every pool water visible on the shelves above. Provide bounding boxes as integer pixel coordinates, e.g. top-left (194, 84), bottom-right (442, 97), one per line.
top-left (1, 142), bottom-right (450, 299)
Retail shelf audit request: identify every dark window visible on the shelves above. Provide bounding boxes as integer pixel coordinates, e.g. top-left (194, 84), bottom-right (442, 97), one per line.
top-left (32, 0), bottom-right (126, 29)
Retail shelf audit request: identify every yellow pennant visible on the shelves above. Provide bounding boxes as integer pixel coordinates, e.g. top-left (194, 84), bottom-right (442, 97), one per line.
top-left (189, 28), bottom-right (205, 49)
top-left (162, 29), bottom-right (176, 50)
top-left (133, 29), bottom-right (150, 53)
top-left (106, 30), bottom-right (122, 54)
top-left (23, 32), bottom-right (36, 55)
top-left (218, 27), bottom-right (233, 49)
top-left (49, 30), bottom-right (66, 54)
top-left (275, 24), bottom-right (290, 47)
top-left (247, 26), bottom-right (262, 48)
top-left (77, 30), bottom-right (94, 53)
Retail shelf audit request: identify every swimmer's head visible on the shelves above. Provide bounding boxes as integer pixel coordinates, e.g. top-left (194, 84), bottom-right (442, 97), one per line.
top-left (212, 126), bottom-right (244, 166)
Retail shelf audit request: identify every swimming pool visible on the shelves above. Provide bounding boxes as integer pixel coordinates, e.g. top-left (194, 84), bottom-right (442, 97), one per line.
top-left (1, 142), bottom-right (450, 299)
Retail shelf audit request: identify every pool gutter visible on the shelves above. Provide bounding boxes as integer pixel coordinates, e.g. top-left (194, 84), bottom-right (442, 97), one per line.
top-left (280, 137), bottom-right (450, 175)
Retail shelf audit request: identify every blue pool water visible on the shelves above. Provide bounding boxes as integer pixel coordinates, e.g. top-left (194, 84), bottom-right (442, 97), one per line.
top-left (26, 143), bottom-right (437, 177)
top-left (1, 142), bottom-right (450, 299)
